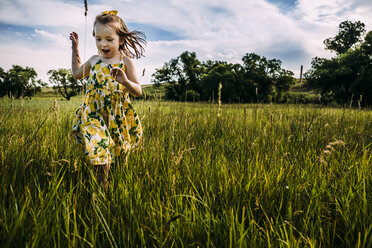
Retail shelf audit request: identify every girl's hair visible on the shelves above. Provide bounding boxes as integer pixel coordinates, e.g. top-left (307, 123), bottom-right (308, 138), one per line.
top-left (93, 13), bottom-right (146, 59)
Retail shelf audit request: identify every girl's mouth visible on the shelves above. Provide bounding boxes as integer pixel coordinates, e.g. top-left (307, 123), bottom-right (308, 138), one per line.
top-left (102, 49), bottom-right (110, 54)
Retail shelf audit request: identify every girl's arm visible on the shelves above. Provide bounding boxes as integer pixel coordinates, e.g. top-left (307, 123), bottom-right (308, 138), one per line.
top-left (70, 32), bottom-right (91, 79)
top-left (111, 57), bottom-right (142, 97)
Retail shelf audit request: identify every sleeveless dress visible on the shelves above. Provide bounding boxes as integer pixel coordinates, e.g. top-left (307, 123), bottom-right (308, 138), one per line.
top-left (72, 56), bottom-right (143, 165)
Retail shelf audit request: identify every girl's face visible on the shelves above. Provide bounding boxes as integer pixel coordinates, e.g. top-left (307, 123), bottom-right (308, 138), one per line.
top-left (94, 22), bottom-right (123, 59)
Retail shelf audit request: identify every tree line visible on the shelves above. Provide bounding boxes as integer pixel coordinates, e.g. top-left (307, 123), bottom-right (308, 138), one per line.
top-left (0, 66), bottom-right (45, 98)
top-left (152, 20), bottom-right (372, 105)
top-left (152, 51), bottom-right (295, 103)
top-left (0, 67), bottom-right (83, 100)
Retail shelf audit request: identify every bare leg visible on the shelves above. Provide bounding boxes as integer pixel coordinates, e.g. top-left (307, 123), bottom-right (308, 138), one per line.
top-left (94, 163), bottom-right (110, 191)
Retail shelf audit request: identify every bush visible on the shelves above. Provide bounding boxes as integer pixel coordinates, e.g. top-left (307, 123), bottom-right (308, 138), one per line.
top-left (181, 90), bottom-right (200, 102)
top-left (284, 92), bottom-right (320, 104)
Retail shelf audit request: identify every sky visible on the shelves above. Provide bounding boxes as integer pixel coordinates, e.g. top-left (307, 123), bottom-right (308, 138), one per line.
top-left (0, 0), bottom-right (372, 85)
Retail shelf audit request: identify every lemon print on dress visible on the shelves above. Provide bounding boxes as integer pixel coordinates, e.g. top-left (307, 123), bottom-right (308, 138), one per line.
top-left (101, 67), bottom-right (110, 75)
top-left (94, 93), bottom-right (100, 101)
top-left (79, 124), bottom-right (86, 134)
top-left (95, 63), bottom-right (101, 71)
top-left (130, 116), bottom-right (137, 127)
top-left (96, 72), bottom-right (104, 82)
top-left (85, 94), bottom-right (94, 105)
top-left (86, 143), bottom-right (93, 152)
top-left (99, 130), bottom-right (107, 138)
top-left (110, 119), bottom-right (118, 129)
top-left (92, 119), bottom-right (101, 126)
top-left (90, 102), bottom-right (96, 112)
top-left (87, 126), bottom-right (98, 135)
top-left (98, 149), bottom-right (107, 159)
top-left (126, 109), bottom-right (134, 119)
top-left (92, 139), bottom-right (99, 146)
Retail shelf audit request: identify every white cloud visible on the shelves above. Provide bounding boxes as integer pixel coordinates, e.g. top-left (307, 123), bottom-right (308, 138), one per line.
top-left (0, 0), bottom-right (83, 27)
top-left (34, 29), bottom-right (69, 46)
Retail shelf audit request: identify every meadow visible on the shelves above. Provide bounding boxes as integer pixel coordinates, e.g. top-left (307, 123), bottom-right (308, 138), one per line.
top-left (0, 95), bottom-right (371, 247)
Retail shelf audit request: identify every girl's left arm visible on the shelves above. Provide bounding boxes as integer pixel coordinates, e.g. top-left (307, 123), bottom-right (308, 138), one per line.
top-left (111, 57), bottom-right (142, 97)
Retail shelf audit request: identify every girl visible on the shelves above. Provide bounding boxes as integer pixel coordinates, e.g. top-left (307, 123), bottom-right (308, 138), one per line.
top-left (70, 10), bottom-right (146, 190)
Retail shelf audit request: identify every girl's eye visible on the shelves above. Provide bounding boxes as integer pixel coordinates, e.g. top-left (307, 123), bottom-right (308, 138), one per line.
top-left (96, 38), bottom-right (101, 41)
top-left (107, 39), bottom-right (113, 42)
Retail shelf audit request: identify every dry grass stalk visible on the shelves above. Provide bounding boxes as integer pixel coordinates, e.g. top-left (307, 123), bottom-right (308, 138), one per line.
top-left (319, 139), bottom-right (346, 165)
top-left (217, 82), bottom-right (222, 118)
top-left (358, 94), bottom-right (362, 110)
top-left (53, 99), bottom-right (59, 114)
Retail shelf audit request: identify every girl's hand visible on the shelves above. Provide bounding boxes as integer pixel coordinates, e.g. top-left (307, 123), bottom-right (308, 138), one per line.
top-left (111, 68), bottom-right (129, 86)
top-left (69, 32), bottom-right (79, 50)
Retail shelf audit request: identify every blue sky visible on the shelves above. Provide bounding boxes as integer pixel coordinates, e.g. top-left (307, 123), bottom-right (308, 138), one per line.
top-left (0, 0), bottom-right (372, 84)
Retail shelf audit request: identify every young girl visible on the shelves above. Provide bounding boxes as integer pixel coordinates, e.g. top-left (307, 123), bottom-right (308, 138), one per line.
top-left (70, 10), bottom-right (145, 190)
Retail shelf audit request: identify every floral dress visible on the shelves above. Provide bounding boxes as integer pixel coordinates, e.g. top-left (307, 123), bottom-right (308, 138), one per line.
top-left (72, 56), bottom-right (143, 165)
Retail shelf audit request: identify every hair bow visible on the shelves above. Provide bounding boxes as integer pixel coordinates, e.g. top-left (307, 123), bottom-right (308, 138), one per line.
top-left (101, 10), bottom-right (118, 15)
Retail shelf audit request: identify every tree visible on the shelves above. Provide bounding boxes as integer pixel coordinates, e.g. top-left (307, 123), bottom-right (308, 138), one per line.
top-left (242, 53), bottom-right (295, 102)
top-left (352, 31), bottom-right (372, 105)
top-left (199, 61), bottom-right (255, 103)
top-left (0, 65), bottom-right (45, 98)
top-left (324, 20), bottom-right (366, 55)
top-left (179, 51), bottom-right (202, 93)
top-left (151, 51), bottom-right (203, 101)
top-left (151, 62), bottom-right (175, 87)
top-left (48, 69), bottom-right (83, 100)
top-left (0, 67), bottom-right (5, 88)
top-left (306, 22), bottom-right (372, 106)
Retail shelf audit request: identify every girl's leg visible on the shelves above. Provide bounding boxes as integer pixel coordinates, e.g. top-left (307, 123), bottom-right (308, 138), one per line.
top-left (94, 163), bottom-right (110, 191)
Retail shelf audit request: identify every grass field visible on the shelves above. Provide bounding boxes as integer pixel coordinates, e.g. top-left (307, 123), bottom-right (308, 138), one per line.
top-left (0, 96), bottom-right (371, 247)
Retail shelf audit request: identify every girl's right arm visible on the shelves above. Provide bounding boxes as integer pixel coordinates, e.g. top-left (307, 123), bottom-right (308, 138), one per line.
top-left (70, 32), bottom-right (92, 79)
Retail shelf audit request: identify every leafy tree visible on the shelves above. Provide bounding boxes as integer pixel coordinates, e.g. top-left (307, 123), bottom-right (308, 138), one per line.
top-left (151, 62), bottom-right (176, 87)
top-left (242, 53), bottom-right (295, 102)
top-left (199, 61), bottom-right (255, 103)
top-left (306, 22), bottom-right (372, 106)
top-left (0, 65), bottom-right (45, 98)
top-left (0, 67), bottom-right (5, 87)
top-left (351, 31), bottom-right (372, 105)
top-left (179, 51), bottom-right (202, 93)
top-left (152, 51), bottom-right (203, 101)
top-left (48, 69), bottom-right (83, 100)
top-left (324, 20), bottom-right (366, 55)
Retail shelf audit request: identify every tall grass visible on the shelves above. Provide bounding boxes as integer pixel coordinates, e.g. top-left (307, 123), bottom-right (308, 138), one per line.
top-left (0, 97), bottom-right (371, 247)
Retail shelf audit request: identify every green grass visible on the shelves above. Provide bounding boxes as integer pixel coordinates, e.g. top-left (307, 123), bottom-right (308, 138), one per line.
top-left (0, 97), bottom-right (371, 247)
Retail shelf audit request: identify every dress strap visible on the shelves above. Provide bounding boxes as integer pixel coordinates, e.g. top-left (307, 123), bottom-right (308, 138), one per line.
top-left (91, 55), bottom-right (101, 68)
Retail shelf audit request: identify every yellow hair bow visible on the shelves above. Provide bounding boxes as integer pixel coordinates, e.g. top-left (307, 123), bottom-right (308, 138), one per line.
top-left (101, 10), bottom-right (118, 15)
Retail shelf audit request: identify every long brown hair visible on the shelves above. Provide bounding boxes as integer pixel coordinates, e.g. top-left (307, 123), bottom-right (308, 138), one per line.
top-left (93, 13), bottom-right (146, 59)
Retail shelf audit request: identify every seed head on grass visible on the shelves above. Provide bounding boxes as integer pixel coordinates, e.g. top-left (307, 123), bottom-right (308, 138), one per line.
top-left (217, 82), bottom-right (222, 118)
top-left (53, 98), bottom-right (59, 115)
top-left (319, 139), bottom-right (346, 165)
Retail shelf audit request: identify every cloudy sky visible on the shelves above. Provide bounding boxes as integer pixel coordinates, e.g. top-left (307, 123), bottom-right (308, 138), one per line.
top-left (0, 0), bottom-right (372, 84)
